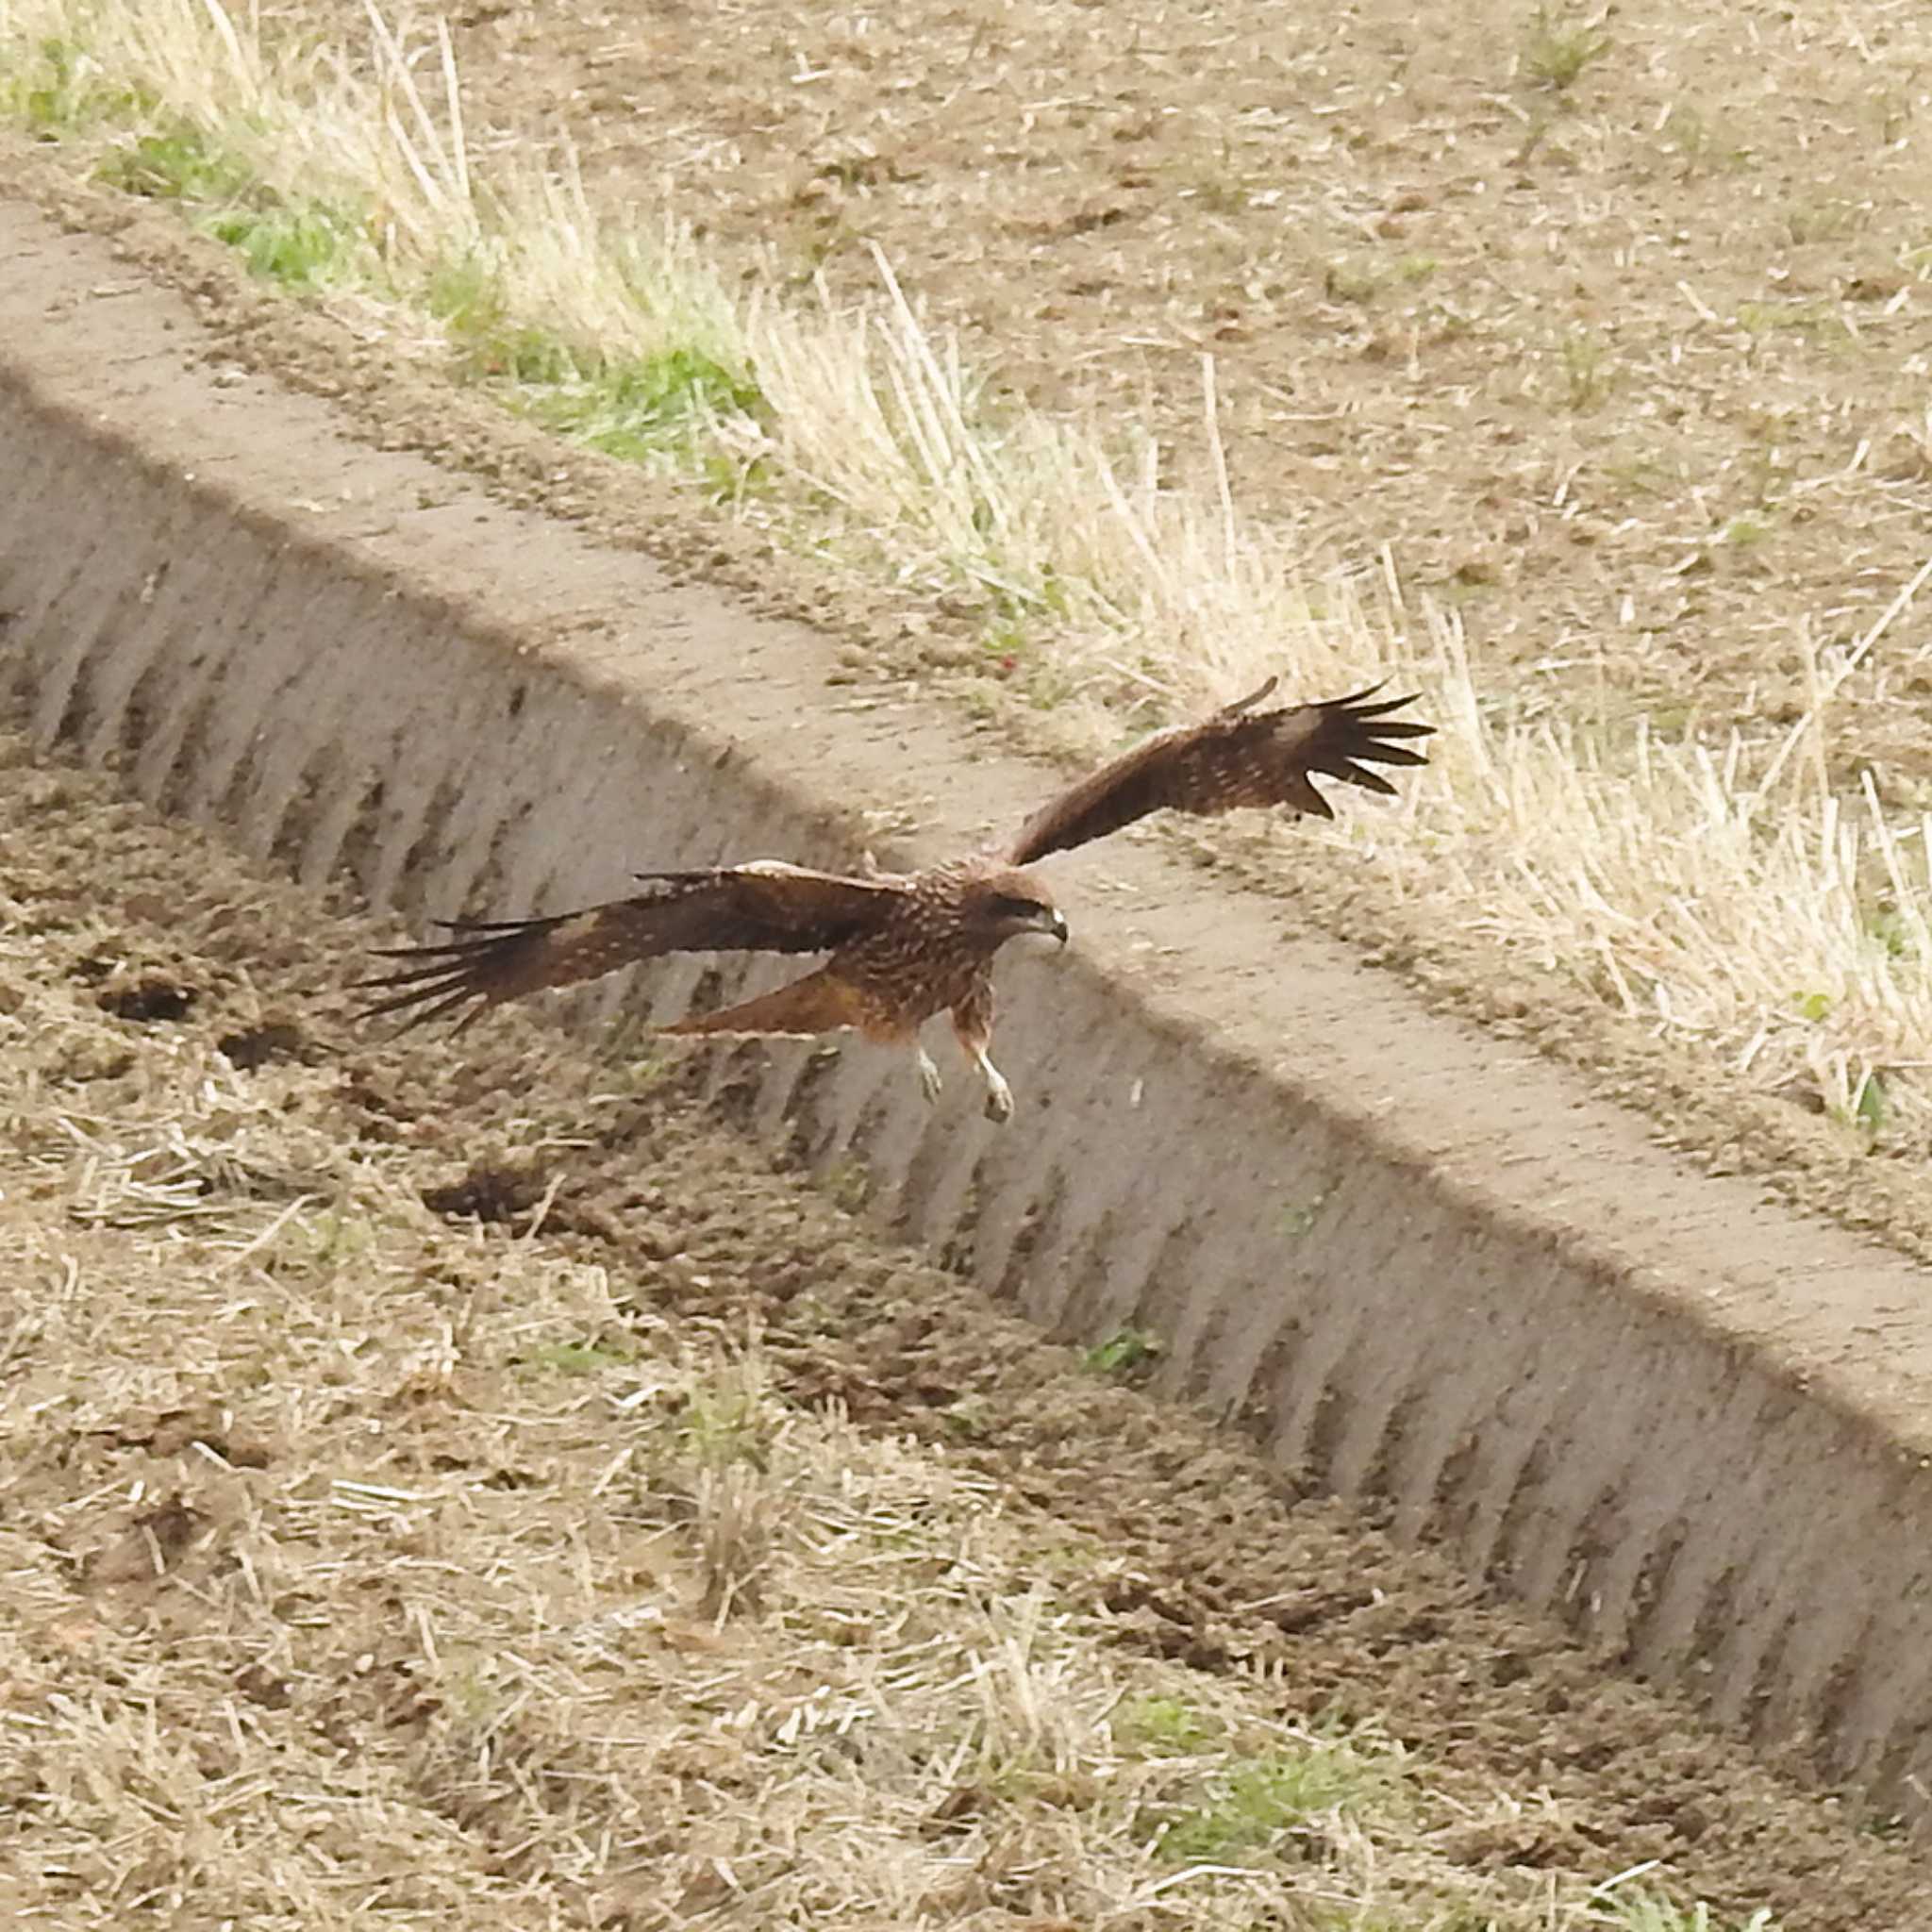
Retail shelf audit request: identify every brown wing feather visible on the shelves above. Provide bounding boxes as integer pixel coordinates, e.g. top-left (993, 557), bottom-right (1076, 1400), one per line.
top-left (658, 966), bottom-right (881, 1039)
top-left (1003, 680), bottom-right (1433, 865)
top-left (352, 863), bottom-right (907, 1033)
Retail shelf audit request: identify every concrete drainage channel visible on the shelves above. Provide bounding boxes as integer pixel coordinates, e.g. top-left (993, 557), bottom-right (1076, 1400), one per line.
top-left (8, 201), bottom-right (1932, 1821)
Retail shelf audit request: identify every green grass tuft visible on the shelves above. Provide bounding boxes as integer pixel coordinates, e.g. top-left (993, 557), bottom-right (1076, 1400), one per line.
top-left (516, 1338), bottom-right (637, 1376)
top-left (1599, 1888), bottom-right (1776, 1932)
top-left (1280, 1194), bottom-right (1327, 1237)
top-left (1852, 1068), bottom-right (1890, 1137)
top-left (5, 33), bottom-right (149, 135)
top-left (94, 122), bottom-right (363, 290)
top-left (524, 345), bottom-right (764, 460)
top-left (1324, 257), bottom-right (1382, 305)
top-left (207, 202), bottom-right (359, 289)
top-left (431, 258), bottom-right (765, 473)
top-left (1734, 299), bottom-right (1850, 343)
top-left (1114, 1694), bottom-right (1222, 1756)
top-left (1561, 329), bottom-right (1613, 409)
top-left (1522, 5), bottom-right (1611, 92)
top-left (678, 1370), bottom-right (771, 1470)
top-left (817, 1155), bottom-right (872, 1214)
top-left (1082, 1327), bottom-right (1163, 1377)
top-left (1150, 1734), bottom-right (1406, 1862)
top-left (430, 258), bottom-right (575, 383)
top-left (93, 122), bottom-right (250, 200)
top-left (1864, 904), bottom-right (1915, 959)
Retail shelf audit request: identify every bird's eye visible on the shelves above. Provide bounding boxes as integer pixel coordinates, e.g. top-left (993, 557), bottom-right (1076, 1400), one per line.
top-left (994, 893), bottom-right (1046, 918)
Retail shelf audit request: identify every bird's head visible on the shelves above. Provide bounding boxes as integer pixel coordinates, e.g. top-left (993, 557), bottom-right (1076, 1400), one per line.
top-left (968, 867), bottom-right (1069, 951)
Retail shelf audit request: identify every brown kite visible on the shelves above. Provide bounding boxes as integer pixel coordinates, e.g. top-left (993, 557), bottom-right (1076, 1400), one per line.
top-left (355, 679), bottom-right (1432, 1121)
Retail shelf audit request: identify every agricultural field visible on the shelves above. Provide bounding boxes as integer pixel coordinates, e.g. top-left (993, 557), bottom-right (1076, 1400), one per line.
top-left (0, 716), bottom-right (1918, 1929)
top-left (5, 0), bottom-right (1932, 1923)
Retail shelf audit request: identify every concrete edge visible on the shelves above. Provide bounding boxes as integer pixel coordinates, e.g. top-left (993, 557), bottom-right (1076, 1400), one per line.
top-left (7, 200), bottom-right (1932, 1815)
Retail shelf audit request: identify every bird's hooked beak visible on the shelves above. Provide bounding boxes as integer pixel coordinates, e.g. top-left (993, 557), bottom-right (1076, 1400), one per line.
top-left (996, 897), bottom-right (1069, 948)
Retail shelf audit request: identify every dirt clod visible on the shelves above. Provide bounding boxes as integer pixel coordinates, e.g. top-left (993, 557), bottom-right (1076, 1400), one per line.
top-left (96, 975), bottom-right (196, 1022)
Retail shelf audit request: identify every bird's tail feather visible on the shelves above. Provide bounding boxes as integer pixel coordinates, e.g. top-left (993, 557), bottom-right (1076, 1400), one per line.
top-left (658, 967), bottom-right (885, 1040)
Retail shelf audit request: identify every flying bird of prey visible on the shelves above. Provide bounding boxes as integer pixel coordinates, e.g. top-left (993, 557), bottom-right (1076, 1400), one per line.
top-left (355, 680), bottom-right (1432, 1122)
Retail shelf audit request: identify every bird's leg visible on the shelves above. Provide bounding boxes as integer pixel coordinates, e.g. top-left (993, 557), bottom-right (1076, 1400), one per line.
top-left (916, 1043), bottom-right (944, 1106)
top-left (949, 980), bottom-right (1013, 1124)
top-left (970, 1047), bottom-right (1014, 1124)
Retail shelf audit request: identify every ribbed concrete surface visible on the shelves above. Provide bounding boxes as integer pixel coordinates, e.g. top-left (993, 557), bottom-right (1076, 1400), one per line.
top-left (8, 200), bottom-right (1932, 1814)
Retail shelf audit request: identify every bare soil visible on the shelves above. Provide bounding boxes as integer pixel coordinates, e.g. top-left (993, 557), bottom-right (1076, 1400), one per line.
top-left (305, 0), bottom-right (1932, 782)
top-left (3, 720), bottom-right (1931, 1926)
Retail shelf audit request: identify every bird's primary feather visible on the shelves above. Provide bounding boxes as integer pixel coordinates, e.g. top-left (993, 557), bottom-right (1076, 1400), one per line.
top-left (351, 863), bottom-right (907, 1032)
top-left (1001, 682), bottom-right (1432, 866)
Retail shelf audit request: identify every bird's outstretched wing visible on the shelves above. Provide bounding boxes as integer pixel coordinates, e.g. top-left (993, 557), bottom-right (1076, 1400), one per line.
top-left (352, 862), bottom-right (908, 1033)
top-left (1003, 680), bottom-right (1433, 866)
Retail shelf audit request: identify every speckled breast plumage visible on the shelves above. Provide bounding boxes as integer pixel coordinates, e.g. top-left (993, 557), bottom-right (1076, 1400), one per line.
top-left (830, 861), bottom-right (999, 1036)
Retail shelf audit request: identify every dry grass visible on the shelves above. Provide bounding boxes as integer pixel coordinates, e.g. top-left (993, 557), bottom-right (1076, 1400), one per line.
top-left (4, 2), bottom-right (1932, 1159)
top-left (0, 736), bottom-right (1782, 1930)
